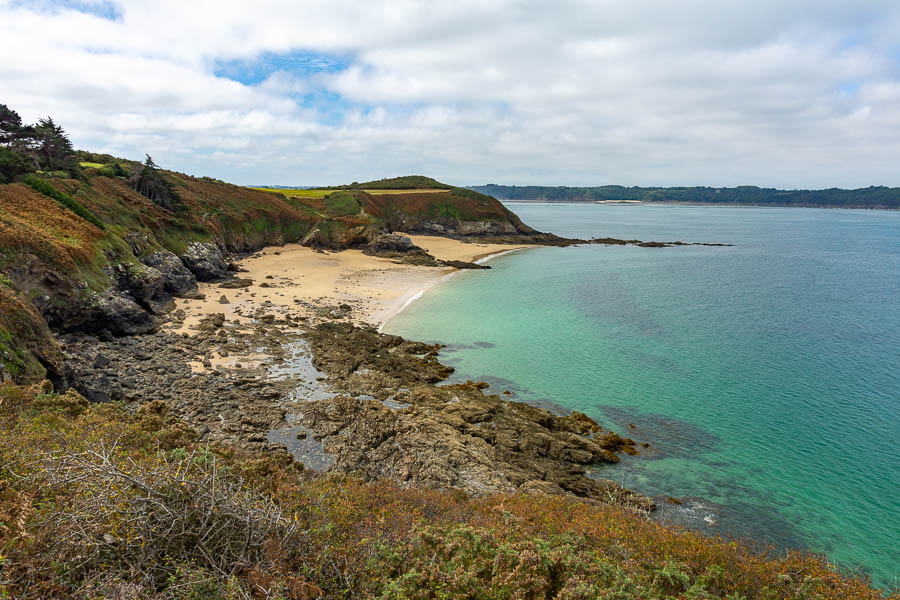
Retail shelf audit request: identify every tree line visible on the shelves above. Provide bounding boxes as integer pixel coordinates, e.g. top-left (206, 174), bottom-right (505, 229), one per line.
top-left (471, 184), bottom-right (900, 209)
top-left (0, 103), bottom-right (179, 210)
top-left (0, 104), bottom-right (76, 181)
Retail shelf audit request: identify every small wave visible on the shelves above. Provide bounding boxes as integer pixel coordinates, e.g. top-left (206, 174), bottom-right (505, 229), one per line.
top-left (475, 248), bottom-right (523, 265)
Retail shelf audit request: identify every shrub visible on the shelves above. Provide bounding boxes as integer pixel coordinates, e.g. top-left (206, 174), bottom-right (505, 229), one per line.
top-left (128, 155), bottom-right (181, 210)
top-left (27, 443), bottom-right (302, 589)
top-left (96, 163), bottom-right (125, 178)
top-left (0, 147), bottom-right (32, 183)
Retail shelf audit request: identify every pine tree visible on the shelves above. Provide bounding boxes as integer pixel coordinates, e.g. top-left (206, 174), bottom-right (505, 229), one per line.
top-left (33, 117), bottom-right (73, 171)
top-left (0, 104), bottom-right (23, 147)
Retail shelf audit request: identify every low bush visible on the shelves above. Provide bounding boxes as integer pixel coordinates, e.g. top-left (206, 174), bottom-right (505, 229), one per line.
top-left (0, 147), bottom-right (32, 183)
top-left (97, 163), bottom-right (125, 178)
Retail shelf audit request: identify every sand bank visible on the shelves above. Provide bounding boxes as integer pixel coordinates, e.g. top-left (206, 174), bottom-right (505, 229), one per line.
top-left (170, 236), bottom-right (533, 335)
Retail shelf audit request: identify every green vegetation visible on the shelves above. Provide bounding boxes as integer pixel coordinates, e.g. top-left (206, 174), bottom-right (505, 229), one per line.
top-left (322, 190), bottom-right (363, 216)
top-left (364, 188), bottom-right (450, 194)
top-left (0, 147), bottom-right (30, 183)
top-left (22, 174), bottom-right (105, 230)
top-left (253, 186), bottom-right (335, 198)
top-left (350, 175), bottom-right (452, 190)
top-left (0, 382), bottom-right (893, 599)
top-left (1, 104), bottom-right (79, 177)
top-left (472, 184), bottom-right (900, 209)
top-left (0, 326), bottom-right (26, 376)
top-left (128, 154), bottom-right (181, 210)
top-left (425, 199), bottom-right (464, 220)
top-left (252, 186), bottom-right (452, 197)
top-left (78, 161), bottom-right (105, 169)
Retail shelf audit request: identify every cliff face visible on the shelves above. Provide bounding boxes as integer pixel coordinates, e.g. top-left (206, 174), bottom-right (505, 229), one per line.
top-left (0, 173), bottom-right (319, 383)
top-left (0, 171), bottom-right (552, 384)
top-left (362, 189), bottom-right (533, 235)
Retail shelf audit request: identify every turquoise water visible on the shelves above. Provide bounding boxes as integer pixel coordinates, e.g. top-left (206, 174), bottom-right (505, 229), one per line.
top-left (384, 203), bottom-right (900, 588)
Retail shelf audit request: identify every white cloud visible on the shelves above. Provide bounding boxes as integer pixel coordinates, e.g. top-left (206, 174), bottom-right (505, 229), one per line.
top-left (2, 0), bottom-right (900, 187)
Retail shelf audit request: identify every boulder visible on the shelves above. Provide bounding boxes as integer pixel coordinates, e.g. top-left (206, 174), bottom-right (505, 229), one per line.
top-left (112, 262), bottom-right (172, 314)
top-left (142, 249), bottom-right (199, 296)
top-left (219, 278), bottom-right (253, 289)
top-left (179, 242), bottom-right (230, 282)
top-left (363, 234), bottom-right (424, 256)
top-left (88, 291), bottom-right (156, 336)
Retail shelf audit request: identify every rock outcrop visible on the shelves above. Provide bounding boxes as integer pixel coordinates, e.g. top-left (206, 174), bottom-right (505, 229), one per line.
top-left (112, 262), bottom-right (172, 314)
top-left (363, 234), bottom-right (489, 269)
top-left (293, 386), bottom-right (653, 510)
top-left (141, 249), bottom-right (199, 297)
top-left (179, 242), bottom-right (231, 282)
top-left (85, 290), bottom-right (157, 337)
top-left (300, 322), bottom-right (654, 511)
top-left (363, 234), bottom-right (425, 257)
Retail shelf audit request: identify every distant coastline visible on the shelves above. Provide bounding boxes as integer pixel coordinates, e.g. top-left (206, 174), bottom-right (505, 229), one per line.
top-left (500, 199), bottom-right (898, 211)
top-left (472, 184), bottom-right (900, 210)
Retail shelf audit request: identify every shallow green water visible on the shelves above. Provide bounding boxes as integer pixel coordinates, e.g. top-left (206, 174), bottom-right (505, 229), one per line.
top-left (384, 203), bottom-right (900, 587)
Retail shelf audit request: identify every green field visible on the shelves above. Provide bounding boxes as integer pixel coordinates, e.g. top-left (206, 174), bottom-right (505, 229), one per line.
top-left (78, 162), bottom-right (105, 169)
top-left (252, 187), bottom-right (450, 197)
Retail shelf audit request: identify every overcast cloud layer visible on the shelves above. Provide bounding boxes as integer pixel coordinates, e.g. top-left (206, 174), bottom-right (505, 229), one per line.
top-left (3, 0), bottom-right (900, 188)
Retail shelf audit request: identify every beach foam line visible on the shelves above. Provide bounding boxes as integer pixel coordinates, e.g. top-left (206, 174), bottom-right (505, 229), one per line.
top-left (396, 289), bottom-right (426, 316)
top-left (474, 247), bottom-right (525, 265)
top-left (378, 247), bottom-right (529, 332)
top-left (377, 274), bottom-right (448, 332)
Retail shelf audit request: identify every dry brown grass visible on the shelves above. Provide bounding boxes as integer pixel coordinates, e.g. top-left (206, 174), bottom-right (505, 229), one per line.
top-left (0, 183), bottom-right (103, 271)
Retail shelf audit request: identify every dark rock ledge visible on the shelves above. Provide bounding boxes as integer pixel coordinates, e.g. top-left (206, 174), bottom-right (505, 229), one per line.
top-left (59, 303), bottom-right (655, 513)
top-left (297, 322), bottom-right (655, 511)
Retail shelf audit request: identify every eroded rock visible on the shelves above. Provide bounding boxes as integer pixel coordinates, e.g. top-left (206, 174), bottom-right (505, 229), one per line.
top-left (87, 291), bottom-right (156, 336)
top-left (142, 249), bottom-right (199, 297)
top-left (113, 262), bottom-right (172, 314)
top-left (180, 242), bottom-right (230, 282)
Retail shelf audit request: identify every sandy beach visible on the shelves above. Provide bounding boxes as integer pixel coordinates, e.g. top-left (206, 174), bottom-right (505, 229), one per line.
top-left (170, 235), bottom-right (533, 337)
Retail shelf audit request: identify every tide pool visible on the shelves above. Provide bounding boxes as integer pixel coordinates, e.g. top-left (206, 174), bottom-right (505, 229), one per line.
top-left (383, 203), bottom-right (900, 587)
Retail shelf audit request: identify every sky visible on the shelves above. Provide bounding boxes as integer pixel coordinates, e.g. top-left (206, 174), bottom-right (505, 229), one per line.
top-left (2, 1), bottom-right (900, 188)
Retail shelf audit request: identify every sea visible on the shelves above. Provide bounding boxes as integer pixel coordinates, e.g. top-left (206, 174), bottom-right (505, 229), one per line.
top-left (382, 202), bottom-right (900, 588)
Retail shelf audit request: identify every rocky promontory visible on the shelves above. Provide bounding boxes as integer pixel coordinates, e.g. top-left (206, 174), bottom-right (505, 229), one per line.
top-left (297, 323), bottom-right (653, 510)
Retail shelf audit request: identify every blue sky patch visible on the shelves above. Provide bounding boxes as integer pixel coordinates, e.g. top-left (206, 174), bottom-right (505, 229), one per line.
top-left (12, 0), bottom-right (120, 20)
top-left (214, 50), bottom-right (351, 86)
top-left (840, 81), bottom-right (862, 95)
top-left (296, 90), bottom-right (355, 127)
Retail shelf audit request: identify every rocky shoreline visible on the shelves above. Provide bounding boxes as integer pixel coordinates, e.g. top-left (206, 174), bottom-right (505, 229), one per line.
top-left (61, 262), bottom-right (657, 512)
